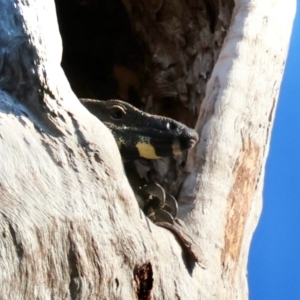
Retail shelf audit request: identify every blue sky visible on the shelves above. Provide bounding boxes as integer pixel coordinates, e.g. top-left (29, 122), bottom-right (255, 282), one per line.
top-left (248, 6), bottom-right (300, 300)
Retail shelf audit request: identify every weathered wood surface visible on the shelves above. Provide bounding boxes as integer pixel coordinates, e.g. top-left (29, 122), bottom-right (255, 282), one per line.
top-left (0, 0), bottom-right (295, 299)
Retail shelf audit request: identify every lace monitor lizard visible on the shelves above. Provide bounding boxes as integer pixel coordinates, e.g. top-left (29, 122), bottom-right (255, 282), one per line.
top-left (80, 98), bottom-right (199, 223)
top-left (80, 98), bottom-right (204, 268)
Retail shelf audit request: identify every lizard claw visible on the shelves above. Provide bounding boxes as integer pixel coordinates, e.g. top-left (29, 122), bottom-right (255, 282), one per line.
top-left (142, 182), bottom-right (166, 208)
top-left (163, 194), bottom-right (178, 219)
top-left (139, 182), bottom-right (178, 224)
top-left (148, 208), bottom-right (174, 224)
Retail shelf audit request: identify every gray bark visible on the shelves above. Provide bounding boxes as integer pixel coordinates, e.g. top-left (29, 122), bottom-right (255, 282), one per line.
top-left (0, 0), bottom-right (295, 299)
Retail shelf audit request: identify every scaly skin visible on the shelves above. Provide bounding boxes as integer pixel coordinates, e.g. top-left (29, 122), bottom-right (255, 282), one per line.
top-left (80, 98), bottom-right (199, 161)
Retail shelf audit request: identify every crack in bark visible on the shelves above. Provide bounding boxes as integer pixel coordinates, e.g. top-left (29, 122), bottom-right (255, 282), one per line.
top-left (1, 213), bottom-right (24, 258)
top-left (134, 262), bottom-right (153, 300)
top-left (67, 235), bottom-right (82, 300)
top-left (8, 221), bottom-right (24, 261)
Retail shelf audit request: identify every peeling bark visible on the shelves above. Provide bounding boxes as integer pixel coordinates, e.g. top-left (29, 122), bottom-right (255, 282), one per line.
top-left (0, 0), bottom-right (296, 299)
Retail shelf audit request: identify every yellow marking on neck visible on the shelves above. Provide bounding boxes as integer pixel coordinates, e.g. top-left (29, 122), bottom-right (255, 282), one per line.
top-left (136, 142), bottom-right (160, 159)
top-left (172, 141), bottom-right (181, 155)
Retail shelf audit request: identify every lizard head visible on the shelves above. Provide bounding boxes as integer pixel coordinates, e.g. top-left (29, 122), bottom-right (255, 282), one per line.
top-left (81, 98), bottom-right (199, 161)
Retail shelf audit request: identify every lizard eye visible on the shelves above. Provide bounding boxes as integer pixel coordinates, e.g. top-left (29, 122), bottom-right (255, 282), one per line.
top-left (109, 105), bottom-right (126, 120)
top-left (166, 121), bottom-right (177, 131)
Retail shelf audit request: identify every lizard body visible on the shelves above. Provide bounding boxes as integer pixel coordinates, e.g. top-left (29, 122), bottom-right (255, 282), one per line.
top-left (80, 98), bottom-right (202, 267)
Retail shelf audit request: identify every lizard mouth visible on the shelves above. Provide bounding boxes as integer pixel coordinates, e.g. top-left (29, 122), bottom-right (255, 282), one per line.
top-left (188, 136), bottom-right (198, 148)
top-left (136, 127), bottom-right (199, 159)
top-left (115, 125), bottom-right (199, 160)
top-left (172, 135), bottom-right (198, 155)
top-left (176, 128), bottom-right (199, 151)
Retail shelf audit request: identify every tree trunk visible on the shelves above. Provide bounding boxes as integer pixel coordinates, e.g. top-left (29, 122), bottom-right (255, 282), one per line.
top-left (0, 0), bottom-right (295, 299)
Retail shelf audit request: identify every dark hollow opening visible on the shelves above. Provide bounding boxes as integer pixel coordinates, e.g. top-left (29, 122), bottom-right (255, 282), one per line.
top-left (55, 0), bottom-right (146, 108)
